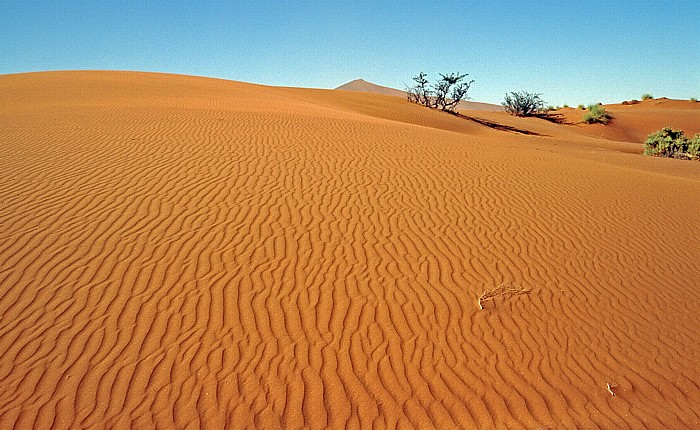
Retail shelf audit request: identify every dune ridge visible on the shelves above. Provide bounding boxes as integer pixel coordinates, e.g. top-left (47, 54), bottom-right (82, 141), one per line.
top-left (1, 71), bottom-right (699, 429)
top-left (335, 78), bottom-right (504, 112)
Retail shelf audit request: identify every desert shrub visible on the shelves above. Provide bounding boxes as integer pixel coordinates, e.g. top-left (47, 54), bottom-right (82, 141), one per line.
top-left (688, 134), bottom-right (700, 157)
top-left (641, 93), bottom-right (654, 100)
top-left (563, 104), bottom-right (570, 108)
top-left (583, 104), bottom-right (611, 124)
top-left (643, 127), bottom-right (690, 158)
top-left (434, 72), bottom-right (475, 112)
top-left (502, 91), bottom-right (546, 117)
top-left (407, 72), bottom-right (432, 106)
top-left (406, 71), bottom-right (474, 112)
top-left (577, 104), bottom-right (585, 110)
top-left (691, 97), bottom-right (698, 102)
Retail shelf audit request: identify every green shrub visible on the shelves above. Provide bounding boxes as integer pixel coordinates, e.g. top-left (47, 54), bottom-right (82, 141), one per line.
top-left (643, 127), bottom-right (689, 158)
top-left (563, 104), bottom-right (570, 108)
top-left (583, 104), bottom-right (611, 124)
top-left (641, 93), bottom-right (653, 100)
top-left (691, 97), bottom-right (698, 102)
top-left (688, 134), bottom-right (700, 157)
top-left (577, 104), bottom-right (585, 110)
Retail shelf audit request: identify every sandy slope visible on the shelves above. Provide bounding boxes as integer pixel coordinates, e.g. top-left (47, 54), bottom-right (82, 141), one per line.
top-left (335, 79), bottom-right (408, 99)
top-left (1, 71), bottom-right (699, 429)
top-left (336, 78), bottom-right (504, 112)
top-left (456, 100), bottom-right (700, 161)
top-left (545, 99), bottom-right (700, 144)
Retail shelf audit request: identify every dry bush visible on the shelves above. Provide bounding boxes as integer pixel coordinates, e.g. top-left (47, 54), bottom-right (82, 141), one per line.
top-left (478, 284), bottom-right (530, 309)
top-left (406, 71), bottom-right (474, 113)
top-left (502, 91), bottom-right (546, 117)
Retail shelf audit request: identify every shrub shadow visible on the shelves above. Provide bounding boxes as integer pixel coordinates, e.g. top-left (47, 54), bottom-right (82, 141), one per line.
top-left (538, 113), bottom-right (568, 125)
top-left (451, 112), bottom-right (545, 136)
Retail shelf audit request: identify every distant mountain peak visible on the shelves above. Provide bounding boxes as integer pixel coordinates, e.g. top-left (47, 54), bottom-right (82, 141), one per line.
top-left (335, 78), bottom-right (503, 112)
top-left (335, 79), bottom-right (402, 95)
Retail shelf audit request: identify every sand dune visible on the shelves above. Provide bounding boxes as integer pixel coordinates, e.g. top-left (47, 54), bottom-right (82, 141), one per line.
top-left (336, 78), bottom-right (504, 112)
top-left (1, 71), bottom-right (699, 429)
top-left (457, 100), bottom-right (700, 159)
top-left (545, 99), bottom-right (700, 144)
top-left (335, 79), bottom-right (408, 99)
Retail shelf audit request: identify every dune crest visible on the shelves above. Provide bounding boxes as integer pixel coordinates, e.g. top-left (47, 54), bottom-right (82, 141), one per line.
top-left (335, 78), bottom-right (504, 112)
top-left (1, 71), bottom-right (699, 429)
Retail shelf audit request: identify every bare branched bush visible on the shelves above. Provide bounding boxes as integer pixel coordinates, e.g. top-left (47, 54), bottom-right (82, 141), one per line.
top-left (406, 72), bottom-right (432, 107)
top-left (478, 284), bottom-right (530, 309)
top-left (407, 71), bottom-right (474, 113)
top-left (502, 91), bottom-right (547, 117)
top-left (434, 72), bottom-right (474, 112)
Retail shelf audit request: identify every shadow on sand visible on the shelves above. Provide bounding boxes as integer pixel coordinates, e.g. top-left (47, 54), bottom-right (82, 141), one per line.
top-left (538, 113), bottom-right (568, 125)
top-left (451, 112), bottom-right (545, 136)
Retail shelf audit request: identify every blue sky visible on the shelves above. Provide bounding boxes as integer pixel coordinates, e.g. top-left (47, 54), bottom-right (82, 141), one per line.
top-left (2, 1), bottom-right (698, 105)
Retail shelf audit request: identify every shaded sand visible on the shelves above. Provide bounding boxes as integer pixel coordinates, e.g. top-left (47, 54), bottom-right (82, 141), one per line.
top-left (1, 71), bottom-right (699, 429)
top-left (335, 79), bottom-right (408, 99)
top-left (459, 100), bottom-right (700, 158)
top-left (546, 99), bottom-right (700, 144)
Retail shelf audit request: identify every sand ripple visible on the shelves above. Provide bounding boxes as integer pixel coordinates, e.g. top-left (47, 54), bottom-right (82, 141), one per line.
top-left (1, 71), bottom-right (699, 429)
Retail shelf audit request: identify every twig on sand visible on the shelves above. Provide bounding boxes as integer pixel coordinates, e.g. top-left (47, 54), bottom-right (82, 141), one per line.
top-left (607, 382), bottom-right (617, 397)
top-left (478, 284), bottom-right (530, 310)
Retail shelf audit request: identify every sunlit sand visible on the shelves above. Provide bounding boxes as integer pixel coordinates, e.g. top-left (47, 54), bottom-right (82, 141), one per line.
top-left (1, 71), bottom-right (699, 428)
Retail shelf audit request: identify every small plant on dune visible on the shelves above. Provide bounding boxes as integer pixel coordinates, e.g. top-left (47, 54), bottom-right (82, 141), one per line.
top-left (641, 93), bottom-right (654, 100)
top-left (643, 127), bottom-right (699, 160)
top-left (435, 72), bottom-right (475, 112)
top-left (691, 97), bottom-right (698, 102)
top-left (563, 104), bottom-right (570, 108)
top-left (407, 72), bottom-right (432, 107)
top-left (582, 104), bottom-right (611, 124)
top-left (502, 91), bottom-right (547, 117)
top-left (644, 127), bottom-right (685, 157)
top-left (478, 284), bottom-right (530, 310)
top-left (406, 71), bottom-right (474, 113)
top-left (577, 104), bottom-right (585, 110)
top-left (687, 134), bottom-right (700, 157)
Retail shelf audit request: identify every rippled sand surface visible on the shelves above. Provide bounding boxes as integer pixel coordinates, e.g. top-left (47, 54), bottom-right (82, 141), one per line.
top-left (1, 71), bottom-right (699, 429)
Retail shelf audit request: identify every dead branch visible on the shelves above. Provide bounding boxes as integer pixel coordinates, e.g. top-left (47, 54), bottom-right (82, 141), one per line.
top-left (478, 284), bottom-right (530, 310)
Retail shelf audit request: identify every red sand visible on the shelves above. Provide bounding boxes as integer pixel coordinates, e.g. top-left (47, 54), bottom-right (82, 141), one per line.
top-left (336, 78), bottom-right (504, 112)
top-left (1, 71), bottom-right (699, 429)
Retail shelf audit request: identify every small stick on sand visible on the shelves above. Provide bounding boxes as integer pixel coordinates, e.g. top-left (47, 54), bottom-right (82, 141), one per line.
top-left (607, 382), bottom-right (617, 396)
top-left (478, 284), bottom-right (529, 310)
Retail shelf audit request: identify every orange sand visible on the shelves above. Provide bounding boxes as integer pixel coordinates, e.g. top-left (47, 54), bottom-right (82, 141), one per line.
top-left (336, 78), bottom-right (503, 112)
top-left (1, 71), bottom-right (699, 429)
